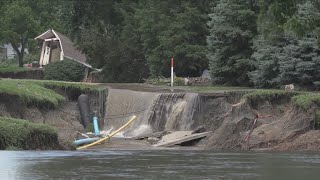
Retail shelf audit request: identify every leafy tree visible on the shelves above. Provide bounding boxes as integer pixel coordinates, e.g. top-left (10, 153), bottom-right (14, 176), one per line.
top-left (64, 0), bottom-right (149, 82)
top-left (207, 0), bottom-right (258, 85)
top-left (0, 1), bottom-right (39, 67)
top-left (0, 0), bottom-right (65, 67)
top-left (135, 0), bottom-right (210, 77)
top-left (65, 0), bottom-right (210, 82)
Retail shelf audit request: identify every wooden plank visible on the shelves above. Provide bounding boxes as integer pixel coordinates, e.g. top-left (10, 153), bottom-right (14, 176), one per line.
top-left (152, 132), bottom-right (211, 147)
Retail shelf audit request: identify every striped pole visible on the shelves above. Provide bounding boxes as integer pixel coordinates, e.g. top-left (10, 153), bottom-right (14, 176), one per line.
top-left (171, 57), bottom-right (174, 87)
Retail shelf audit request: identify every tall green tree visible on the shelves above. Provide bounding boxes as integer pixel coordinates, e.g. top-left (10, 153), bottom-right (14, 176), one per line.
top-left (0, 0), bottom-right (64, 66)
top-left (249, 36), bottom-right (282, 88)
top-left (250, 0), bottom-right (320, 88)
top-left (207, 0), bottom-right (258, 85)
top-left (65, 0), bottom-right (211, 82)
top-left (0, 1), bottom-right (39, 66)
top-left (135, 0), bottom-right (210, 77)
top-left (64, 0), bottom-right (149, 82)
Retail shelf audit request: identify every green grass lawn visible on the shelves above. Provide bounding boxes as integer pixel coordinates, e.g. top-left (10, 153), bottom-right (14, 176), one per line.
top-left (0, 79), bottom-right (105, 108)
top-left (25, 79), bottom-right (105, 92)
top-left (0, 117), bottom-right (57, 150)
top-left (0, 65), bottom-right (30, 73)
top-left (242, 89), bottom-right (320, 110)
top-left (0, 79), bottom-right (65, 108)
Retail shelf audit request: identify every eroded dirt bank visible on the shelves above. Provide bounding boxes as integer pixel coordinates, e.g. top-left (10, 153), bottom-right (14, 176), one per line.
top-left (102, 86), bottom-right (320, 151)
top-left (0, 89), bottom-right (104, 149)
top-left (1, 83), bottom-right (319, 151)
top-left (200, 96), bottom-right (320, 151)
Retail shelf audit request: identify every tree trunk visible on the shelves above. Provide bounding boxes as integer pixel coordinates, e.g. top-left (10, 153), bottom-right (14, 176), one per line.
top-left (18, 53), bottom-right (24, 67)
top-left (10, 41), bottom-right (25, 67)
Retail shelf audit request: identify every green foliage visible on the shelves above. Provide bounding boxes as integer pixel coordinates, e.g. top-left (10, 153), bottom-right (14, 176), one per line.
top-left (23, 53), bottom-right (40, 64)
top-left (257, 0), bottom-right (300, 42)
top-left (0, 78), bottom-right (105, 109)
top-left (180, 86), bottom-right (248, 92)
top-left (207, 0), bottom-right (258, 85)
top-left (0, 117), bottom-right (57, 150)
top-left (174, 77), bottom-right (185, 86)
top-left (243, 89), bottom-right (320, 112)
top-left (249, 36), bottom-right (282, 88)
top-left (285, 1), bottom-right (320, 38)
top-left (0, 79), bottom-right (65, 108)
top-left (291, 93), bottom-right (320, 110)
top-left (0, 1), bottom-right (39, 67)
top-left (250, 0), bottom-right (320, 89)
top-left (65, 0), bottom-right (210, 82)
top-left (0, 0), bottom-right (65, 67)
top-left (134, 0), bottom-right (210, 77)
top-left (278, 36), bottom-right (320, 86)
top-left (0, 64), bottom-right (29, 73)
top-left (44, 60), bottom-right (85, 82)
top-left (145, 76), bottom-right (185, 86)
top-left (145, 76), bottom-right (170, 86)
top-left (243, 90), bottom-right (300, 106)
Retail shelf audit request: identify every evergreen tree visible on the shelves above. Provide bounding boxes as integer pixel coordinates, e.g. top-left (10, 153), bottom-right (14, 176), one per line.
top-left (249, 36), bottom-right (282, 88)
top-left (278, 36), bottom-right (320, 87)
top-left (207, 0), bottom-right (258, 85)
top-left (250, 0), bottom-right (320, 89)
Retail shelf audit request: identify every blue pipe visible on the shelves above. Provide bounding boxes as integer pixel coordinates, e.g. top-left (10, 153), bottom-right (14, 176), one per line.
top-left (73, 137), bottom-right (99, 146)
top-left (93, 116), bottom-right (100, 136)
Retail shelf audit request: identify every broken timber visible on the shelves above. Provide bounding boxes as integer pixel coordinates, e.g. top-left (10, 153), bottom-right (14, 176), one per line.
top-left (152, 131), bottom-right (211, 147)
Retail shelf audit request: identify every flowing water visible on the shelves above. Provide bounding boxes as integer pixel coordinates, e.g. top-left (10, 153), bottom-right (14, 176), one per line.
top-left (1, 150), bottom-right (320, 180)
top-left (104, 89), bottom-right (201, 137)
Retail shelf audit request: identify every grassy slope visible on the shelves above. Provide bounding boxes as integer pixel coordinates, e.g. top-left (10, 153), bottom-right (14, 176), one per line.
top-left (0, 79), bottom-right (104, 108)
top-left (243, 89), bottom-right (320, 110)
top-left (0, 79), bottom-right (65, 108)
top-left (0, 117), bottom-right (57, 150)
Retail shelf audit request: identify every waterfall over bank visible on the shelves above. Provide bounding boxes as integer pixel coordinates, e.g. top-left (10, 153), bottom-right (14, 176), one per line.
top-left (104, 89), bottom-right (201, 137)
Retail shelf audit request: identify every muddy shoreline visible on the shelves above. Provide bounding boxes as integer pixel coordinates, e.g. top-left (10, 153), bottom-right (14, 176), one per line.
top-left (1, 83), bottom-right (320, 151)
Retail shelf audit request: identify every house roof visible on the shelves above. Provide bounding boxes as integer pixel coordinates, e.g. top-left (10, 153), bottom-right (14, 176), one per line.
top-left (35, 29), bottom-right (92, 68)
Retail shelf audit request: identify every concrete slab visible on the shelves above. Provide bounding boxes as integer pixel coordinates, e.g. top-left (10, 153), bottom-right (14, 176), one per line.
top-left (160, 131), bottom-right (193, 142)
top-left (153, 131), bottom-right (211, 147)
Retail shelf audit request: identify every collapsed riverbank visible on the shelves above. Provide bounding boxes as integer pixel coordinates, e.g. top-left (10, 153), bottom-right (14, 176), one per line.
top-left (1, 78), bottom-right (320, 151)
top-left (0, 79), bottom-right (106, 150)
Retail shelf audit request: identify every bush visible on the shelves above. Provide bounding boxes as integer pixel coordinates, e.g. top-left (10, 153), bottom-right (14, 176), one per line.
top-left (243, 90), bottom-right (301, 107)
top-left (145, 76), bottom-right (186, 86)
top-left (44, 59), bottom-right (85, 82)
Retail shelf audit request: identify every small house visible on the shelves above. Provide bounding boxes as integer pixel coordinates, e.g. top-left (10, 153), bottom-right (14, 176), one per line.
top-left (35, 29), bottom-right (96, 80)
top-left (0, 44), bottom-right (27, 59)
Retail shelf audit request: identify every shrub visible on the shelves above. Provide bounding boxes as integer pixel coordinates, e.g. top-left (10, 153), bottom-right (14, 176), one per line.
top-left (292, 93), bottom-right (320, 110)
top-left (174, 77), bottom-right (185, 86)
top-left (44, 59), bottom-right (85, 82)
top-left (145, 76), bottom-right (186, 86)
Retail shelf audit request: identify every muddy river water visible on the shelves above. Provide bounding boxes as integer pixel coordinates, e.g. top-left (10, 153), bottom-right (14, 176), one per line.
top-left (1, 150), bottom-right (320, 180)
